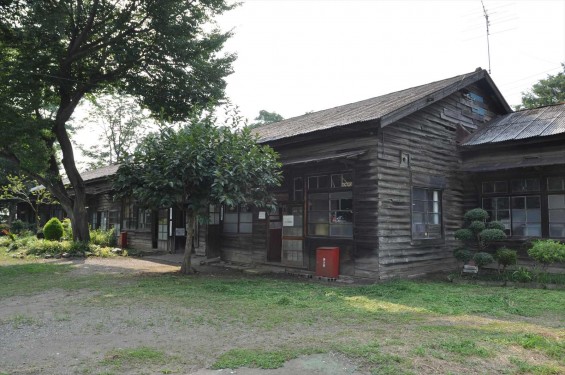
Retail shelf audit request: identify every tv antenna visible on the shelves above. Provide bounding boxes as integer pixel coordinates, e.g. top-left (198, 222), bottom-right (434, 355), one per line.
top-left (481, 0), bottom-right (492, 74)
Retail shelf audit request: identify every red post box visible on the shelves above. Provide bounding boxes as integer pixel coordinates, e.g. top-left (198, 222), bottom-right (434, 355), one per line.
top-left (119, 231), bottom-right (127, 249)
top-left (316, 247), bottom-right (340, 278)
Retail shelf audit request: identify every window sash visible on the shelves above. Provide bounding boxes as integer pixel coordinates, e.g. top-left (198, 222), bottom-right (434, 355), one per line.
top-left (412, 188), bottom-right (442, 239)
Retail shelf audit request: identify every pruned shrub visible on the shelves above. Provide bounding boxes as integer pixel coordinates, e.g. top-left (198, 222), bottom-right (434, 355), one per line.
top-left (10, 219), bottom-right (28, 234)
top-left (479, 228), bottom-right (506, 244)
top-left (43, 218), bottom-right (64, 241)
top-left (464, 208), bottom-right (489, 222)
top-left (26, 239), bottom-right (63, 255)
top-left (454, 229), bottom-right (474, 242)
top-left (468, 221), bottom-right (486, 233)
top-left (453, 248), bottom-right (473, 265)
top-left (494, 247), bottom-right (517, 272)
top-left (527, 240), bottom-right (565, 269)
top-left (486, 221), bottom-right (506, 231)
top-left (473, 252), bottom-right (494, 269)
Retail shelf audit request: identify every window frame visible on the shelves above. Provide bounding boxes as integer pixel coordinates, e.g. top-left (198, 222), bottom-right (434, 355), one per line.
top-left (222, 205), bottom-right (253, 235)
top-left (411, 186), bottom-right (443, 240)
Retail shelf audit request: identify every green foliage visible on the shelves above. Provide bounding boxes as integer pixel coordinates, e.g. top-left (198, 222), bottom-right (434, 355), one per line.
top-left (494, 247), bottom-right (517, 271)
top-left (43, 218), bottom-right (63, 241)
top-left (453, 248), bottom-right (473, 264)
top-left (479, 228), bottom-right (506, 243)
top-left (486, 221), bottom-right (506, 231)
top-left (512, 267), bottom-right (533, 283)
top-left (10, 220), bottom-right (28, 234)
top-left (454, 228), bottom-right (474, 242)
top-left (468, 220), bottom-right (486, 233)
top-left (247, 110), bottom-right (284, 129)
top-left (518, 63), bottom-right (565, 109)
top-left (90, 228), bottom-right (116, 247)
top-left (62, 218), bottom-right (72, 240)
top-left (464, 208), bottom-right (489, 222)
top-left (528, 240), bottom-right (565, 266)
top-left (473, 252), bottom-right (494, 269)
top-left (26, 240), bottom-right (64, 256)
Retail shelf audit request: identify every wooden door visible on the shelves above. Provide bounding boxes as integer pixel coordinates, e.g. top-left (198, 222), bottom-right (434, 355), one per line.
top-left (282, 205), bottom-right (305, 267)
top-left (267, 206), bottom-right (283, 262)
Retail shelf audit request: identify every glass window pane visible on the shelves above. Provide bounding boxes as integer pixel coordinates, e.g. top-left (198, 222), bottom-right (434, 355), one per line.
top-left (240, 212), bottom-right (253, 223)
top-left (330, 199), bottom-right (339, 210)
top-left (549, 224), bottom-right (565, 237)
top-left (342, 173), bottom-right (353, 187)
top-left (309, 224), bottom-right (329, 236)
top-left (494, 181), bottom-right (508, 193)
top-left (413, 200), bottom-right (425, 212)
top-left (511, 178), bottom-right (540, 193)
top-left (330, 224), bottom-right (353, 237)
top-left (308, 176), bottom-right (318, 189)
top-left (512, 197), bottom-right (525, 209)
top-left (495, 197), bottom-right (510, 209)
top-left (413, 188), bottom-right (426, 200)
top-left (224, 213), bottom-right (238, 223)
top-left (512, 209), bottom-right (525, 223)
top-left (294, 177), bottom-right (303, 190)
top-left (548, 195), bottom-right (565, 209)
top-left (309, 211), bottom-right (329, 223)
top-left (223, 223), bottom-right (237, 233)
top-left (498, 210), bottom-right (510, 220)
top-left (526, 209), bottom-right (541, 222)
top-left (549, 209), bottom-right (565, 222)
top-left (340, 199), bottom-right (353, 210)
top-left (482, 182), bottom-right (494, 193)
top-left (239, 223), bottom-right (252, 233)
top-left (483, 198), bottom-right (493, 210)
top-left (547, 177), bottom-right (564, 191)
top-left (526, 196), bottom-right (540, 208)
top-left (309, 199), bottom-right (329, 211)
top-left (331, 211), bottom-right (353, 223)
top-left (330, 191), bottom-right (352, 199)
top-left (331, 174), bottom-right (341, 188)
top-left (318, 175), bottom-right (329, 188)
top-left (428, 213), bottom-right (440, 225)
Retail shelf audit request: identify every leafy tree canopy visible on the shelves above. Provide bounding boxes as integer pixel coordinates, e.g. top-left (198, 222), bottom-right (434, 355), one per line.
top-left (518, 63), bottom-right (565, 110)
top-left (248, 110), bottom-right (284, 129)
top-left (0, 0), bottom-right (236, 241)
top-left (114, 111), bottom-right (282, 273)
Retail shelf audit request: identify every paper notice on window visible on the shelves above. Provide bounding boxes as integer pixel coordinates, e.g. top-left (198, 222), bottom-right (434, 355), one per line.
top-left (282, 215), bottom-right (294, 226)
top-left (258, 211), bottom-right (266, 220)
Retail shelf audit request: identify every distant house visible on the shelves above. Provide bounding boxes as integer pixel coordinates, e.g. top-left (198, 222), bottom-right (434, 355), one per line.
top-left (15, 69), bottom-right (565, 280)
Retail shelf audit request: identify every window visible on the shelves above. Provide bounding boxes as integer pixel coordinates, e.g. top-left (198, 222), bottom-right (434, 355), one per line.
top-left (137, 209), bottom-right (152, 230)
top-left (482, 197), bottom-right (510, 234)
top-left (158, 209), bottom-right (168, 241)
top-left (412, 187), bottom-right (442, 239)
top-left (293, 177), bottom-right (303, 201)
top-left (307, 192), bottom-right (353, 237)
top-left (548, 177), bottom-right (565, 238)
top-left (223, 205), bottom-right (252, 234)
top-left (511, 196), bottom-right (541, 236)
top-left (482, 181), bottom-right (508, 194)
top-left (109, 210), bottom-right (120, 234)
top-left (308, 175), bottom-right (329, 189)
top-left (209, 205), bottom-right (221, 225)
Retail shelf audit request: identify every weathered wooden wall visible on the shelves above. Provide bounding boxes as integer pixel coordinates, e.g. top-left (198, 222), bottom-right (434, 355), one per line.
top-left (376, 84), bottom-right (504, 279)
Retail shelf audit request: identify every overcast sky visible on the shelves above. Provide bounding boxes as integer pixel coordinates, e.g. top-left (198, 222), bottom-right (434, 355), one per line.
top-left (216, 0), bottom-right (565, 122)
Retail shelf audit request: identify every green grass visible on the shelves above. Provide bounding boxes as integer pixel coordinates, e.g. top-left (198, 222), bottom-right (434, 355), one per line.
top-left (1, 254), bottom-right (564, 374)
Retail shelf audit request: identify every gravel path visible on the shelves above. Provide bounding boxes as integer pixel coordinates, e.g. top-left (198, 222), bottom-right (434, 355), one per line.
top-left (0, 257), bottom-right (366, 375)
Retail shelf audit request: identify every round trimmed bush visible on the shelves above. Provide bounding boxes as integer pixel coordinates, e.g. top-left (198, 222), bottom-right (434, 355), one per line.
top-left (473, 252), bottom-right (494, 268)
top-left (464, 208), bottom-right (489, 222)
top-left (487, 221), bottom-right (506, 231)
top-left (455, 228), bottom-right (474, 242)
top-left (453, 247), bottom-right (473, 263)
top-left (494, 247), bottom-right (517, 271)
top-left (43, 218), bottom-right (64, 241)
top-left (469, 220), bottom-right (486, 233)
top-left (479, 228), bottom-right (506, 243)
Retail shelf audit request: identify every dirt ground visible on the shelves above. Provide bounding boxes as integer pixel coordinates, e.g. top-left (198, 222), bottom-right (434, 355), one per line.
top-left (0, 257), bottom-right (367, 375)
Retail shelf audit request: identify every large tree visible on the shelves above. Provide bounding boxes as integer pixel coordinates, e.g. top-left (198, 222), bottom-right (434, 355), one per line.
top-left (114, 113), bottom-right (281, 274)
top-left (0, 0), bottom-right (235, 241)
top-left (247, 110), bottom-right (284, 129)
top-left (518, 63), bottom-right (565, 110)
top-left (77, 92), bottom-right (149, 170)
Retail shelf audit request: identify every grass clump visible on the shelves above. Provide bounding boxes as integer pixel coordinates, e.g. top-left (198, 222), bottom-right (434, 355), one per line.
top-left (212, 348), bottom-right (322, 370)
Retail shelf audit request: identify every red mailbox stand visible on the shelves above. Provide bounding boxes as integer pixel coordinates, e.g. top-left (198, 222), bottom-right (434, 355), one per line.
top-left (119, 231), bottom-right (128, 249)
top-left (316, 247), bottom-right (340, 278)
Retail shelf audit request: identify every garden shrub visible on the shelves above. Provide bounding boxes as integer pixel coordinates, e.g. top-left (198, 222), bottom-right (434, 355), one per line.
top-left (453, 248), bottom-right (473, 265)
top-left (468, 220), bottom-right (486, 233)
top-left (43, 218), bottom-right (64, 241)
top-left (0, 236), bottom-right (12, 247)
top-left (527, 240), bottom-right (565, 268)
top-left (512, 267), bottom-right (533, 283)
top-left (479, 228), bottom-right (507, 243)
top-left (473, 252), bottom-right (494, 270)
top-left (10, 219), bottom-right (27, 234)
top-left (486, 221), bottom-right (506, 231)
top-left (26, 239), bottom-right (63, 255)
top-left (494, 247), bottom-right (517, 272)
top-left (454, 229), bottom-right (474, 242)
top-left (463, 208), bottom-right (489, 222)
top-left (90, 227), bottom-right (116, 247)
top-left (62, 218), bottom-right (72, 240)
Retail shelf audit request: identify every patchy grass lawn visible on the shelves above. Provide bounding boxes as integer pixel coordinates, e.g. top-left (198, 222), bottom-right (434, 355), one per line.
top-left (0, 247), bottom-right (564, 375)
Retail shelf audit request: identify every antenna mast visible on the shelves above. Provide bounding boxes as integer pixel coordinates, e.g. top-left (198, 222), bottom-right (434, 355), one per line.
top-left (481, 0), bottom-right (492, 74)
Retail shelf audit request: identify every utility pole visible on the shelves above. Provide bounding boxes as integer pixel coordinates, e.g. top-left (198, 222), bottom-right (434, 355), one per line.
top-left (481, 0), bottom-right (492, 74)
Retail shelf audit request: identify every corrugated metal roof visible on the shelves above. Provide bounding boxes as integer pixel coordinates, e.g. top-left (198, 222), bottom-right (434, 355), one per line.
top-left (62, 164), bottom-right (120, 185)
top-left (253, 69), bottom-right (498, 143)
top-left (463, 103), bottom-right (565, 146)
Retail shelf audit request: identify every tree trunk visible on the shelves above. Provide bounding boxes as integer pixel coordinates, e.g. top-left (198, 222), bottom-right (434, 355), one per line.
top-left (180, 209), bottom-right (195, 275)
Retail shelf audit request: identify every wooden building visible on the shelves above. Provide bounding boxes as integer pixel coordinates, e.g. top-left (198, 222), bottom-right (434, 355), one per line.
top-left (461, 102), bottom-right (565, 261)
top-left (210, 68), bottom-right (514, 279)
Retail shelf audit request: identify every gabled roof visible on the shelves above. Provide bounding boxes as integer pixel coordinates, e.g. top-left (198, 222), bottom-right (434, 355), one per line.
top-left (253, 68), bottom-right (510, 143)
top-left (463, 103), bottom-right (565, 146)
top-left (61, 164), bottom-right (119, 185)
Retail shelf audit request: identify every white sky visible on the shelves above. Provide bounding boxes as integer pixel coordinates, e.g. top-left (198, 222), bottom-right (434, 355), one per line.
top-left (216, 0), bottom-right (565, 121)
top-left (73, 0), bottom-right (564, 168)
